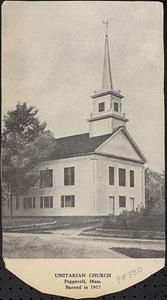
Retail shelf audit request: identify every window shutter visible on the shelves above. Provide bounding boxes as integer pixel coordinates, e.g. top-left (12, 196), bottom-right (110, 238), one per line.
top-left (40, 197), bottom-right (43, 208)
top-left (130, 170), bottom-right (134, 187)
top-left (23, 199), bottom-right (26, 209)
top-left (109, 167), bottom-right (114, 185)
top-left (33, 197), bottom-right (36, 208)
top-left (61, 196), bottom-right (64, 207)
top-left (50, 196), bottom-right (53, 208)
top-left (71, 195), bottom-right (75, 207)
top-left (16, 198), bottom-right (19, 209)
top-left (64, 168), bottom-right (68, 185)
top-left (46, 169), bottom-right (53, 187)
top-left (71, 167), bottom-right (75, 185)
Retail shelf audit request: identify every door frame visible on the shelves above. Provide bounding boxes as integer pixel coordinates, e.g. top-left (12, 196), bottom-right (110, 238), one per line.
top-left (109, 196), bottom-right (115, 215)
top-left (130, 197), bottom-right (135, 211)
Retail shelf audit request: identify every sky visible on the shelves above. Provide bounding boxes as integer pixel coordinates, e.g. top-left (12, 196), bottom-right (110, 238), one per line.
top-left (2, 1), bottom-right (164, 172)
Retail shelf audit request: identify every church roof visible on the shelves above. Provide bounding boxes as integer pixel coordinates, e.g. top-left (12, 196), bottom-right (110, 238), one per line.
top-left (49, 132), bottom-right (113, 160)
top-left (44, 126), bottom-right (146, 163)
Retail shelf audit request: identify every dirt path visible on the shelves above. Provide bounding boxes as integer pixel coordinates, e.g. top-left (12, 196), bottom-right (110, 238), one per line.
top-left (3, 229), bottom-right (127, 258)
top-left (3, 227), bottom-right (165, 258)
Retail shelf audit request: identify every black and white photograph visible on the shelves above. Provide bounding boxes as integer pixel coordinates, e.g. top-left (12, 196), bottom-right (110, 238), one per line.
top-left (2, 0), bottom-right (165, 264)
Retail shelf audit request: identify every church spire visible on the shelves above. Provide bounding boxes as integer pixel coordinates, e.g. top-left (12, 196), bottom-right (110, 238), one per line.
top-left (101, 21), bottom-right (113, 91)
top-left (88, 22), bottom-right (128, 137)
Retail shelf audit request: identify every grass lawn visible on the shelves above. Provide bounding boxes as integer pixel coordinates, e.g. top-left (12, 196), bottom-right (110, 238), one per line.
top-left (3, 232), bottom-right (127, 258)
top-left (111, 247), bottom-right (165, 258)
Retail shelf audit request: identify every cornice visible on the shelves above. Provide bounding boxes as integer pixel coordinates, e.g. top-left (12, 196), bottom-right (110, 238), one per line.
top-left (87, 113), bottom-right (129, 122)
top-left (91, 89), bottom-right (124, 99)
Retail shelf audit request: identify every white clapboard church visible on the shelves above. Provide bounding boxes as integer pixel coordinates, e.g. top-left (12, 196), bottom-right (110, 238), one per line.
top-left (3, 28), bottom-right (146, 218)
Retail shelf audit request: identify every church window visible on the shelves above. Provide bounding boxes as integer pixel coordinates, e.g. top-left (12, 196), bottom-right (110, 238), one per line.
top-left (98, 102), bottom-right (105, 112)
top-left (119, 196), bottom-right (126, 208)
top-left (109, 167), bottom-right (114, 185)
top-left (114, 102), bottom-right (119, 112)
top-left (40, 169), bottom-right (53, 188)
top-left (130, 170), bottom-right (134, 187)
top-left (119, 168), bottom-right (126, 186)
top-left (61, 195), bottom-right (75, 207)
top-left (23, 197), bottom-right (36, 209)
top-left (64, 167), bottom-right (75, 185)
top-left (40, 196), bottom-right (53, 208)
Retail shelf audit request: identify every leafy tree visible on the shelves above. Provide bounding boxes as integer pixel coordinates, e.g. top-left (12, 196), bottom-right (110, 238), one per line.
top-left (145, 167), bottom-right (165, 216)
top-left (2, 102), bottom-right (55, 216)
top-left (3, 102), bottom-right (46, 143)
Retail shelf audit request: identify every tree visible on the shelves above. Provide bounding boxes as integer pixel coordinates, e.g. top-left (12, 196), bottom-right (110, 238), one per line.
top-left (145, 167), bottom-right (165, 216)
top-left (2, 102), bottom-right (55, 216)
top-left (3, 102), bottom-right (46, 143)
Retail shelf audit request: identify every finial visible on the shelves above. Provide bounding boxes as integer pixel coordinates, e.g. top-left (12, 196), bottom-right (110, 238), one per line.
top-left (102, 20), bottom-right (108, 37)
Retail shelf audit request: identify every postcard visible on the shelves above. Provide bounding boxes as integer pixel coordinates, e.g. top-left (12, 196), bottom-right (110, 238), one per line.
top-left (2, 1), bottom-right (165, 298)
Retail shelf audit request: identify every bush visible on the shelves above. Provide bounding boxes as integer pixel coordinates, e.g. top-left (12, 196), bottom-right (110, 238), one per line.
top-left (102, 210), bottom-right (165, 232)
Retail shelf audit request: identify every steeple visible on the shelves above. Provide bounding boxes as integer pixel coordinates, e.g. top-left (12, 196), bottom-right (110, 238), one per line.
top-left (88, 22), bottom-right (129, 138)
top-left (101, 30), bottom-right (113, 91)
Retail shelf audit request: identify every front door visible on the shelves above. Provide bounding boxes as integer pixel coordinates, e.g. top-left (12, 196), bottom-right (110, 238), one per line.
top-left (130, 197), bottom-right (135, 211)
top-left (109, 196), bottom-right (115, 215)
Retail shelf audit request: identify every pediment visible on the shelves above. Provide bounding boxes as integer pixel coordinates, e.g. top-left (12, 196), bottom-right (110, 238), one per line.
top-left (95, 127), bottom-right (146, 162)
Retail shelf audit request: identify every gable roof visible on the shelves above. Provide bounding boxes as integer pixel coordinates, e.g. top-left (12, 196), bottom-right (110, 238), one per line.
top-left (96, 126), bottom-right (147, 162)
top-left (45, 126), bottom-right (146, 163)
top-left (48, 132), bottom-right (113, 160)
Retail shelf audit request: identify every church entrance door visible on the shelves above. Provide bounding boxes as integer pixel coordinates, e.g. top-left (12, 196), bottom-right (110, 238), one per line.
top-left (130, 197), bottom-right (135, 211)
top-left (109, 196), bottom-right (115, 215)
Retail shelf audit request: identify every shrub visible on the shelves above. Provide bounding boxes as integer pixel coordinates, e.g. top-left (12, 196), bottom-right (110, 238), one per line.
top-left (102, 210), bottom-right (165, 232)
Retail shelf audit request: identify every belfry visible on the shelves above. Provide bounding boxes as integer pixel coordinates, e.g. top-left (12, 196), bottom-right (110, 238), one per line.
top-left (88, 22), bottom-right (128, 137)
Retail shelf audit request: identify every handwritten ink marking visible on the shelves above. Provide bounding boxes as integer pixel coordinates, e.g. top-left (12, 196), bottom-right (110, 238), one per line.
top-left (117, 266), bottom-right (142, 284)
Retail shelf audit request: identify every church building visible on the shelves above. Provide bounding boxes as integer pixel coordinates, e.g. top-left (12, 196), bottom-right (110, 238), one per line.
top-left (3, 28), bottom-right (146, 217)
